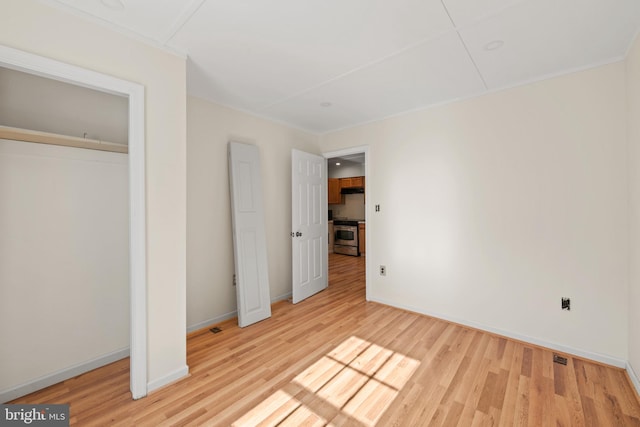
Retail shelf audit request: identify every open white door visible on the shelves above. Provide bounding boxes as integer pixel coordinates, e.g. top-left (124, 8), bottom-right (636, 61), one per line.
top-left (228, 142), bottom-right (272, 327)
top-left (292, 149), bottom-right (328, 303)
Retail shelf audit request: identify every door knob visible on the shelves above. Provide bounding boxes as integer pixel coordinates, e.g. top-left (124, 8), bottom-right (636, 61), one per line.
top-left (296, 231), bottom-right (302, 237)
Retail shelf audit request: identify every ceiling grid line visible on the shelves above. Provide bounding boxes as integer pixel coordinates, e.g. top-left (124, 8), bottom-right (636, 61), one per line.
top-left (455, 33), bottom-right (489, 91)
top-left (41, 0), bottom-right (640, 133)
top-left (159, 0), bottom-right (208, 46)
top-left (440, 0), bottom-right (489, 90)
top-left (443, 0), bottom-right (529, 33)
top-left (255, 29), bottom-right (457, 113)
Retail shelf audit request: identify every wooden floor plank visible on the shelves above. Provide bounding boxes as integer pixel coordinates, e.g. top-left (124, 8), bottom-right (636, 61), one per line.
top-left (9, 252), bottom-right (640, 426)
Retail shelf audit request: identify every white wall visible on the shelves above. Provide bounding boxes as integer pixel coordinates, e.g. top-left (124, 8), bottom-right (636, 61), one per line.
top-left (0, 0), bottom-right (187, 391)
top-left (187, 96), bottom-right (319, 330)
top-left (0, 67), bottom-right (129, 145)
top-left (321, 62), bottom-right (629, 363)
top-left (331, 194), bottom-right (365, 220)
top-left (627, 33), bottom-right (640, 384)
top-left (328, 161), bottom-right (364, 178)
top-left (0, 140), bottom-right (129, 393)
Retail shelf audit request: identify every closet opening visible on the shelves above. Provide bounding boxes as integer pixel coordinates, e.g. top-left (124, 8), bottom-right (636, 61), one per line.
top-left (0, 45), bottom-right (147, 402)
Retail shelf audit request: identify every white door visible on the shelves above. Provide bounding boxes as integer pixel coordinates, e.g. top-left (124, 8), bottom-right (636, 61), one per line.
top-left (228, 142), bottom-right (272, 327)
top-left (292, 149), bottom-right (328, 303)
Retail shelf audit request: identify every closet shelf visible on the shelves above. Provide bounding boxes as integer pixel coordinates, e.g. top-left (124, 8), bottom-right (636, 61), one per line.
top-left (0, 125), bottom-right (128, 154)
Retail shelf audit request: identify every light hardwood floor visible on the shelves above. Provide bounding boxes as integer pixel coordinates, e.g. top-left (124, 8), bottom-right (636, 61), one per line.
top-left (12, 253), bottom-right (640, 426)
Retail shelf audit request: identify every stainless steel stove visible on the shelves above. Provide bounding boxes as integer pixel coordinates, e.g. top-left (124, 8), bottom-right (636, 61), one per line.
top-left (333, 219), bottom-right (359, 256)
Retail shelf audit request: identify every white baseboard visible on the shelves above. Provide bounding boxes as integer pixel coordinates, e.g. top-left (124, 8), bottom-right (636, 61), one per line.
top-left (369, 297), bottom-right (628, 368)
top-left (272, 292), bottom-right (292, 303)
top-left (627, 362), bottom-right (640, 397)
top-left (147, 365), bottom-right (189, 393)
top-left (0, 348), bottom-right (129, 403)
top-left (186, 292), bottom-right (293, 334)
top-left (187, 311), bottom-right (238, 333)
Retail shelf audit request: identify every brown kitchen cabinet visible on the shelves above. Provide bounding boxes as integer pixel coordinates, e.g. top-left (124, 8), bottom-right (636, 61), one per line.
top-left (328, 178), bottom-right (341, 204)
top-left (340, 176), bottom-right (364, 188)
top-left (358, 222), bottom-right (365, 255)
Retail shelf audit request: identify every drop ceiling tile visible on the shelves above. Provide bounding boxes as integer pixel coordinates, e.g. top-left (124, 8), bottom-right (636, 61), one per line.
top-left (460, 0), bottom-right (640, 90)
top-left (262, 31), bottom-right (486, 132)
top-left (185, 58), bottom-right (258, 112)
top-left (45, 0), bottom-right (199, 42)
top-left (168, 0), bottom-right (454, 110)
top-left (38, 0), bottom-right (640, 133)
top-left (441, 0), bottom-right (523, 27)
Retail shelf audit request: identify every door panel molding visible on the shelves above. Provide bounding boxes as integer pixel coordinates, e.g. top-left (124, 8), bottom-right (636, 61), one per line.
top-left (229, 142), bottom-right (272, 327)
top-left (292, 149), bottom-right (328, 303)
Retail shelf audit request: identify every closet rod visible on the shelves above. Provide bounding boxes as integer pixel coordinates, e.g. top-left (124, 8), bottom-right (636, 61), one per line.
top-left (0, 125), bottom-right (128, 154)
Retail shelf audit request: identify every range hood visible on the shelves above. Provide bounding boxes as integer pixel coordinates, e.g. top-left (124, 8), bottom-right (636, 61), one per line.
top-left (341, 187), bottom-right (364, 194)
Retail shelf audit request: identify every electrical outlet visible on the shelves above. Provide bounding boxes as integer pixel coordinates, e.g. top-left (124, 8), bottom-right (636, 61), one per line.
top-left (233, 274), bottom-right (236, 286)
top-left (375, 204), bottom-right (380, 212)
top-left (561, 297), bottom-right (570, 310)
top-left (380, 265), bottom-right (386, 276)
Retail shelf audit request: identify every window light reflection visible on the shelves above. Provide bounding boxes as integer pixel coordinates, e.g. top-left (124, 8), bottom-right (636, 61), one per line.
top-left (232, 336), bottom-right (419, 426)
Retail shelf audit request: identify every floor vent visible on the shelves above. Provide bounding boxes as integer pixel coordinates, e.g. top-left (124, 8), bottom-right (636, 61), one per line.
top-left (210, 327), bottom-right (222, 334)
top-left (553, 354), bottom-right (568, 365)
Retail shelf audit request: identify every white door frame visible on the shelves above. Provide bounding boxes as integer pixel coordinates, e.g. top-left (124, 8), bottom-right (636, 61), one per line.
top-left (323, 145), bottom-right (370, 301)
top-left (0, 44), bottom-right (148, 399)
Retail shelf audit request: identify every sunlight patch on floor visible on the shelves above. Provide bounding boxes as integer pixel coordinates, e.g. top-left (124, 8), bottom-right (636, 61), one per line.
top-left (232, 336), bottom-right (419, 426)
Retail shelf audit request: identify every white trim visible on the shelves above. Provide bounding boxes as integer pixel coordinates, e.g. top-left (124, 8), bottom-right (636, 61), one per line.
top-left (186, 293), bottom-right (292, 333)
top-left (370, 296), bottom-right (628, 368)
top-left (628, 362), bottom-right (640, 397)
top-left (187, 312), bottom-right (237, 333)
top-left (0, 348), bottom-right (129, 403)
top-left (0, 44), bottom-right (148, 400)
top-left (147, 365), bottom-right (189, 393)
top-left (127, 76), bottom-right (148, 401)
top-left (272, 292), bottom-right (292, 303)
top-left (322, 146), bottom-right (371, 301)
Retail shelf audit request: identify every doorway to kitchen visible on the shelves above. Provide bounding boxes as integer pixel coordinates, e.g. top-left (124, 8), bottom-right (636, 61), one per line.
top-left (324, 147), bottom-right (370, 301)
